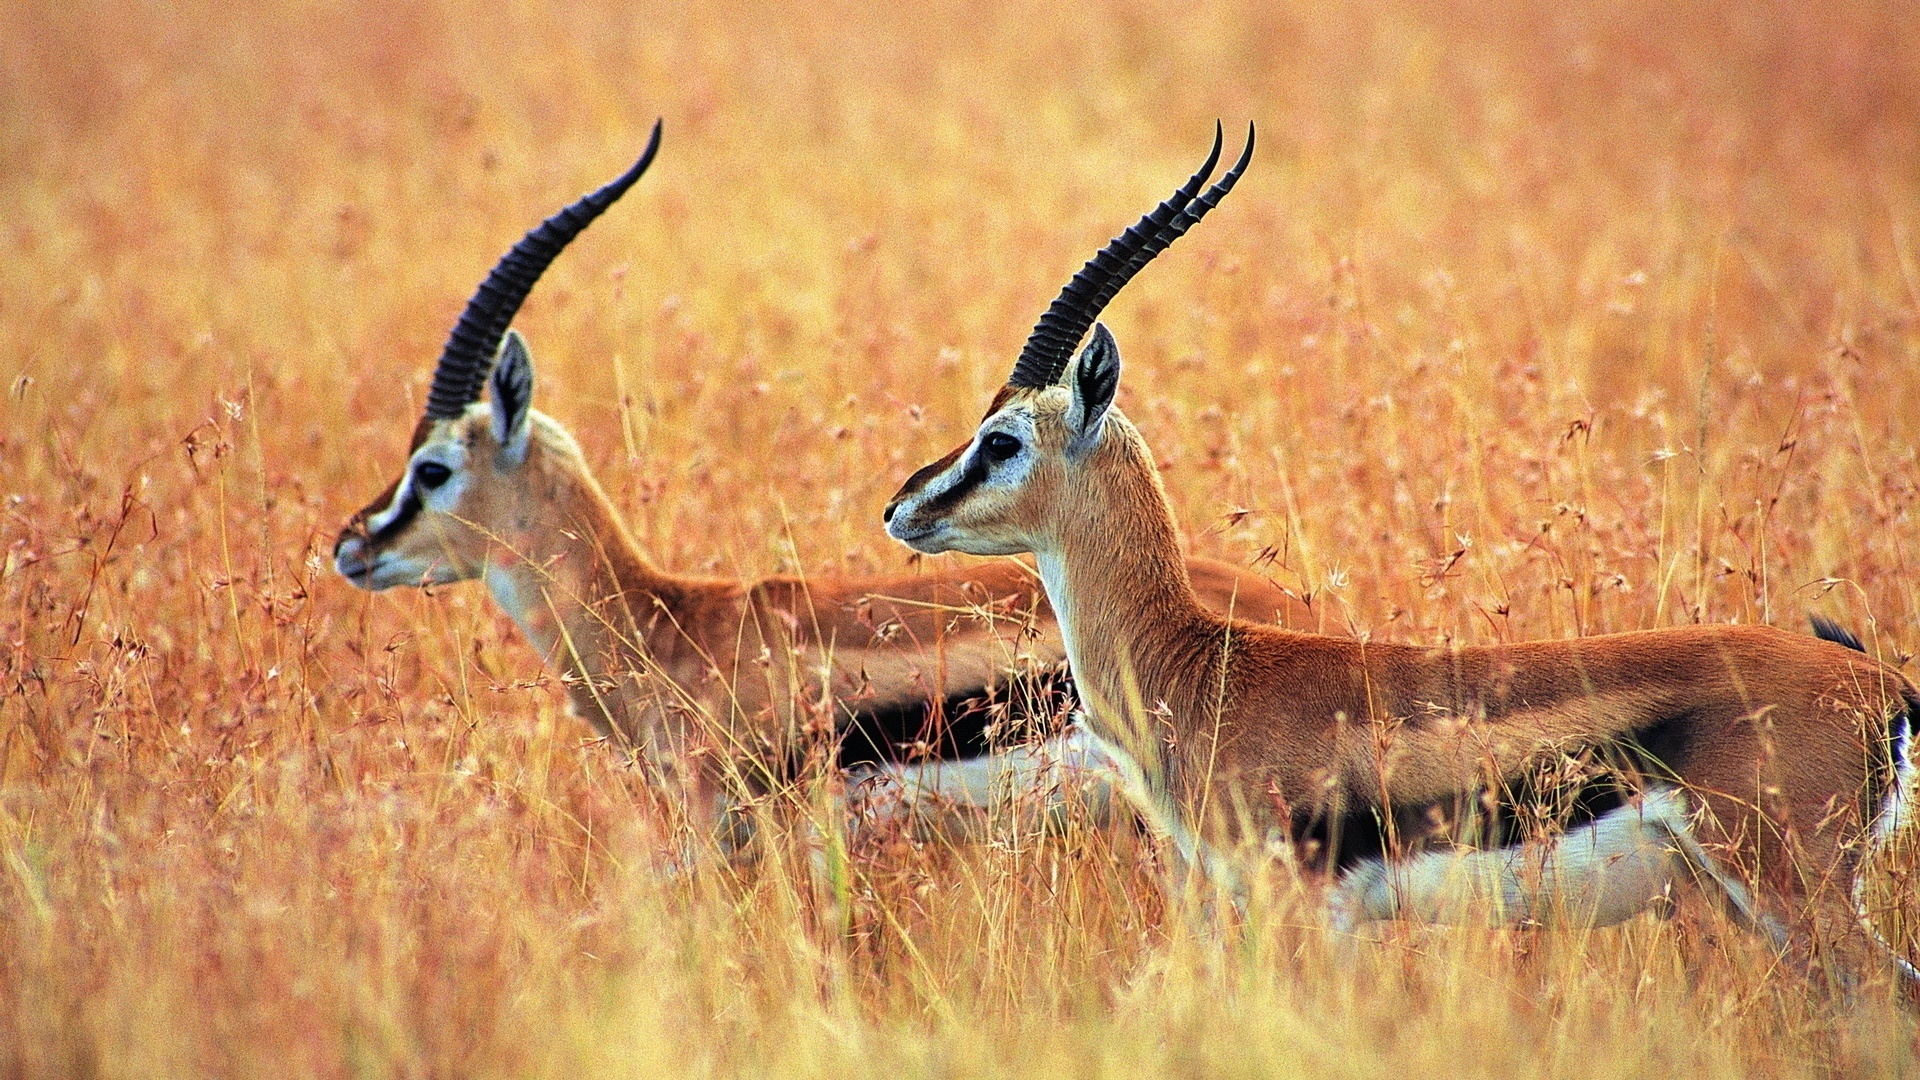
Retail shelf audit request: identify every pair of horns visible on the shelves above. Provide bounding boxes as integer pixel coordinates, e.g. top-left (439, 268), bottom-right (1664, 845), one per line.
top-left (420, 118), bottom-right (1246, 418)
top-left (422, 119), bottom-right (663, 422)
top-left (1008, 121), bottom-right (1255, 390)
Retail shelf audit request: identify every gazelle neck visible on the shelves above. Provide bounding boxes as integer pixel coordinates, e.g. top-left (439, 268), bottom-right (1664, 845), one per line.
top-left (1032, 411), bottom-right (1222, 748)
top-left (478, 447), bottom-right (683, 741)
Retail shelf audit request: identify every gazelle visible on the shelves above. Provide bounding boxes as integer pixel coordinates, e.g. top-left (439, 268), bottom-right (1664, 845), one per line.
top-left (883, 123), bottom-right (1919, 984)
top-left (331, 122), bottom-right (1313, 850)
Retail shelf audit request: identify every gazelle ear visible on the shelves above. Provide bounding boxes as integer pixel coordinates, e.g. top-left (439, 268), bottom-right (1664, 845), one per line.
top-left (491, 329), bottom-right (535, 466)
top-left (1066, 322), bottom-right (1121, 456)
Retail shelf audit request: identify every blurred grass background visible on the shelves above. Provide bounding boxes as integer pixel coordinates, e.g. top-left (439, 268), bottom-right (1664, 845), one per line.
top-left (3, 0), bottom-right (1920, 1074)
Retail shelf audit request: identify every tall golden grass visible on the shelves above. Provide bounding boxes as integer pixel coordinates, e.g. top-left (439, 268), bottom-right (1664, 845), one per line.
top-left (5, 0), bottom-right (1920, 1074)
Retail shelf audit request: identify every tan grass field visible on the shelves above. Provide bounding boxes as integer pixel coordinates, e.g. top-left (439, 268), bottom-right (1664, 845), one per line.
top-left (5, 0), bottom-right (1920, 1074)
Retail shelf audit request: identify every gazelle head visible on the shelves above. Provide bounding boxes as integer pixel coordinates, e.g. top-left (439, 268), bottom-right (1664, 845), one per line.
top-left (334, 122), bottom-right (660, 592)
top-left (884, 123), bottom-right (1253, 557)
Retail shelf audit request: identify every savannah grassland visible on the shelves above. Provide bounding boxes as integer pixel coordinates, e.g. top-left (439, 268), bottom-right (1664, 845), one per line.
top-left (5, 0), bottom-right (1920, 1075)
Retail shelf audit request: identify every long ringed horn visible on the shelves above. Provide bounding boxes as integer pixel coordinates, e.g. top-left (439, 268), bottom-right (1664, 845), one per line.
top-left (1006, 121), bottom-right (1255, 390)
top-left (421, 118), bottom-right (664, 422)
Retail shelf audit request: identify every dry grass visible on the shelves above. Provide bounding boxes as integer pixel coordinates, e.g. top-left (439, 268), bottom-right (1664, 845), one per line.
top-left (5, 0), bottom-right (1920, 1074)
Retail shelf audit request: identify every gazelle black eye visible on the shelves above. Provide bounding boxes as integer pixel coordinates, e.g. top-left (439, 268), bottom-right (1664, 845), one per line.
top-left (413, 461), bottom-right (452, 491)
top-left (982, 432), bottom-right (1023, 463)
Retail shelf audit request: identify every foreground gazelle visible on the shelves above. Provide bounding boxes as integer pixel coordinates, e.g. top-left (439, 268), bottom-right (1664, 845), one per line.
top-left (332, 122), bottom-right (1311, 850)
top-left (884, 123), bottom-right (1919, 983)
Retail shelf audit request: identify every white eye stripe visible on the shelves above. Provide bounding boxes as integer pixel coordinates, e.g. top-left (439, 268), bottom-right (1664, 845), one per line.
top-left (366, 479), bottom-right (411, 533)
top-left (377, 448), bottom-right (468, 530)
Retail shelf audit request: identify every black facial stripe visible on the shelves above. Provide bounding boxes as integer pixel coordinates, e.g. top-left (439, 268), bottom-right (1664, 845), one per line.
top-left (897, 445), bottom-right (964, 497)
top-left (916, 447), bottom-right (990, 519)
top-left (370, 488), bottom-right (424, 543)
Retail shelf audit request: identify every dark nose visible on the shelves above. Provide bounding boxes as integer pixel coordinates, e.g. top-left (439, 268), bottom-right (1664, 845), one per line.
top-left (882, 500), bottom-right (897, 525)
top-left (333, 533), bottom-right (369, 578)
top-left (334, 516), bottom-right (370, 557)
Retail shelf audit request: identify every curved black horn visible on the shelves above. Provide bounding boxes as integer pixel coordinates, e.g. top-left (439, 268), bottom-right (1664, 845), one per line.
top-left (1007, 121), bottom-right (1254, 389)
top-left (422, 118), bottom-right (663, 421)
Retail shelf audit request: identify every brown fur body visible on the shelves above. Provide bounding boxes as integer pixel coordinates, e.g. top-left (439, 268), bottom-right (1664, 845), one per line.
top-left (885, 354), bottom-right (1916, 982)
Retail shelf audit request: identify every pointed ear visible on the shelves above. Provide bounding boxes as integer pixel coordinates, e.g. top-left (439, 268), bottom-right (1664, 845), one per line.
top-left (491, 329), bottom-right (535, 466)
top-left (1065, 322), bottom-right (1120, 455)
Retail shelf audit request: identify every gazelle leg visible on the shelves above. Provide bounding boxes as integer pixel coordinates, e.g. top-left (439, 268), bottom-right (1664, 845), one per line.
top-left (851, 723), bottom-right (1249, 915)
top-left (848, 722), bottom-right (1124, 838)
top-left (1854, 711), bottom-right (1920, 987)
top-left (1689, 787), bottom-right (1893, 990)
top-left (1069, 726), bottom-right (1249, 918)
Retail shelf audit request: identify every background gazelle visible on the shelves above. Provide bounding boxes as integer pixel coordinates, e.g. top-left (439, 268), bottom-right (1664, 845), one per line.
top-left (884, 123), bottom-right (1920, 985)
top-left (331, 122), bottom-right (1314, 850)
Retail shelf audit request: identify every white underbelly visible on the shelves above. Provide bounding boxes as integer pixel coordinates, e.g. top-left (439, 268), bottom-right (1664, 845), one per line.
top-left (1328, 786), bottom-right (1741, 929)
